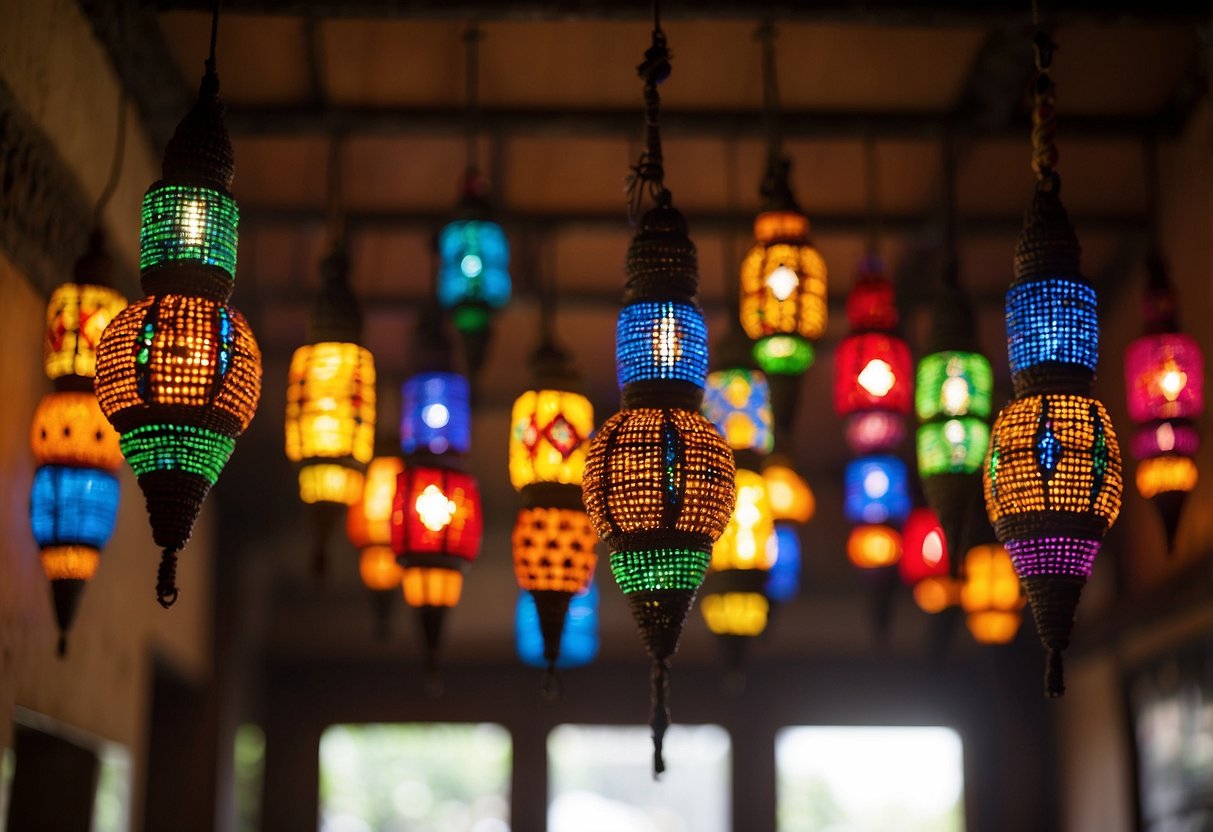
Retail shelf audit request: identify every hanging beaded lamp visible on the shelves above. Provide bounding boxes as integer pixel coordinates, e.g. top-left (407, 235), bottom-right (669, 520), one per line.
top-left (581, 19), bottom-right (736, 776)
top-left (898, 506), bottom-right (959, 614)
top-left (30, 232), bottom-right (127, 655)
top-left (509, 303), bottom-right (598, 688)
top-left (739, 25), bottom-right (827, 434)
top-left (915, 148), bottom-right (994, 571)
top-left (1123, 248), bottom-right (1204, 553)
top-left (834, 256), bottom-right (913, 455)
top-left (347, 452), bottom-right (405, 639)
top-left (983, 32), bottom-right (1122, 697)
top-left (961, 531), bottom-right (1026, 646)
top-left (95, 18), bottom-right (262, 608)
top-left (437, 26), bottom-right (510, 379)
top-left (285, 242), bottom-right (376, 576)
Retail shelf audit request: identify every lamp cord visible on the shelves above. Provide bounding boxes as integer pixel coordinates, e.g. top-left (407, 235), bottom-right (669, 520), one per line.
top-left (325, 134), bottom-right (345, 249)
top-left (722, 136), bottom-right (742, 319)
top-left (1030, 30), bottom-right (1058, 184)
top-left (93, 0), bottom-right (130, 226)
top-left (464, 24), bottom-right (482, 173)
top-left (626, 3), bottom-right (672, 222)
top-left (863, 132), bottom-right (882, 258)
top-left (207, 0), bottom-right (219, 74)
top-left (941, 128), bottom-right (959, 286)
top-left (757, 21), bottom-right (781, 170)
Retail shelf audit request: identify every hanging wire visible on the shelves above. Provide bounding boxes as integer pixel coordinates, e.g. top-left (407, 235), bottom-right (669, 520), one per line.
top-left (940, 128), bottom-right (959, 286)
top-left (722, 136), bottom-right (743, 319)
top-left (757, 21), bottom-right (781, 168)
top-left (92, 0), bottom-right (130, 226)
top-left (464, 24), bottom-right (483, 173)
top-left (538, 235), bottom-right (558, 349)
top-left (1029, 0), bottom-right (1059, 187)
top-left (1141, 134), bottom-right (1171, 292)
top-left (863, 132), bottom-right (883, 258)
top-left (207, 0), bottom-right (220, 74)
top-left (625, 0), bottom-right (672, 222)
top-left (325, 134), bottom-right (346, 247)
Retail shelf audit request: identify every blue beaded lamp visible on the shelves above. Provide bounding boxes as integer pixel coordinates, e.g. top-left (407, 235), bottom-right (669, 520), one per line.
top-left (983, 32), bottom-right (1122, 697)
top-left (95, 27), bottom-right (262, 608)
top-left (581, 22), bottom-right (736, 775)
top-left (516, 582), bottom-right (600, 670)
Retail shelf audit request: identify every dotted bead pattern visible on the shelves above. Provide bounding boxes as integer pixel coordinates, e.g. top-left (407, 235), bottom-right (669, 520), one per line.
top-left (30, 392), bottom-right (123, 471)
top-left (43, 283), bottom-right (127, 381)
top-left (1006, 277), bottom-right (1098, 377)
top-left (119, 423), bottom-right (236, 485)
top-left (140, 185), bottom-right (239, 279)
top-left (610, 547), bottom-right (711, 594)
top-left (739, 237), bottom-right (828, 342)
top-left (616, 302), bottom-right (709, 390)
top-left (916, 418), bottom-right (990, 477)
top-left (1005, 536), bottom-right (1100, 578)
top-left (284, 341), bottom-right (376, 467)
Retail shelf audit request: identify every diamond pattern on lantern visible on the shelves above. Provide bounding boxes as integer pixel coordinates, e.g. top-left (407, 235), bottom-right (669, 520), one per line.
top-left (519, 414), bottom-right (541, 451)
top-left (543, 413), bottom-right (581, 458)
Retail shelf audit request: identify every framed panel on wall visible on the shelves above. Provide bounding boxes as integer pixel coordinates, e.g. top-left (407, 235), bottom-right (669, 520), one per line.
top-left (1127, 633), bottom-right (1213, 832)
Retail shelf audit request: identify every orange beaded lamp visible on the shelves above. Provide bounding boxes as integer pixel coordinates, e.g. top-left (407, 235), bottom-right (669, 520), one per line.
top-left (94, 16), bottom-right (262, 608)
top-left (348, 453), bottom-right (404, 638)
top-left (581, 21), bottom-right (735, 775)
top-left (29, 231), bottom-right (127, 655)
top-left (983, 31), bottom-right (1122, 696)
top-left (285, 243), bottom-right (376, 576)
top-left (961, 538), bottom-right (1025, 645)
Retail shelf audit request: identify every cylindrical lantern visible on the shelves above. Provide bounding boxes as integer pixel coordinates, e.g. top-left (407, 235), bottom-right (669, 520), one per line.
top-left (30, 392), bottom-right (123, 471)
top-left (843, 456), bottom-right (911, 527)
top-left (517, 583), bottom-right (599, 670)
top-left (44, 281), bottom-right (127, 384)
top-left (1124, 332), bottom-right (1204, 424)
top-left (700, 591), bottom-right (769, 637)
top-left (703, 368), bottom-right (774, 455)
top-left (961, 542), bottom-right (1025, 644)
top-left (762, 456), bottom-right (814, 524)
top-left (898, 507), bottom-right (959, 614)
top-left (710, 470), bottom-right (775, 574)
top-left (348, 455), bottom-right (405, 638)
top-left (392, 465), bottom-right (483, 563)
top-left (94, 60), bottom-right (261, 608)
top-left (739, 174), bottom-right (828, 378)
top-left (847, 525), bottom-right (901, 569)
top-left (581, 45), bottom-right (738, 770)
top-left (400, 372), bottom-right (471, 456)
top-left (508, 387), bottom-right (594, 495)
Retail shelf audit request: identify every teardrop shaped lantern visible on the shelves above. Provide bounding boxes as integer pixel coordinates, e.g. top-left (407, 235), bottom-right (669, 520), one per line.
top-left (581, 21), bottom-right (735, 777)
top-left (94, 45), bottom-right (262, 608)
top-left (348, 453), bottom-right (404, 638)
top-left (285, 246), bottom-right (376, 576)
top-left (1123, 252), bottom-right (1204, 553)
top-left (983, 32), bottom-right (1122, 697)
top-left (517, 582), bottom-right (600, 670)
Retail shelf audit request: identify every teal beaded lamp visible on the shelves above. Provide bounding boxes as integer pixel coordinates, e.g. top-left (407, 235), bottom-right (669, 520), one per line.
top-left (95, 41), bottom-right (261, 608)
top-left (582, 22), bottom-right (735, 775)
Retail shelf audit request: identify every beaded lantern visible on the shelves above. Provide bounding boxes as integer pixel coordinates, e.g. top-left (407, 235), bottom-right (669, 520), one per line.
top-left (844, 456), bottom-right (911, 528)
top-left (517, 583), bottom-right (599, 670)
top-left (30, 231), bottom-right (127, 655)
top-left (703, 327), bottom-right (775, 456)
top-left (763, 455), bottom-right (815, 524)
top-left (1122, 252), bottom-right (1204, 552)
top-left (961, 541), bottom-right (1025, 645)
top-left (401, 372), bottom-right (471, 456)
top-left (392, 463), bottom-right (482, 678)
top-left (348, 454), bottom-right (405, 638)
top-left (835, 257), bottom-right (912, 454)
top-left (899, 507), bottom-right (959, 614)
top-left (916, 271), bottom-right (994, 573)
top-left (740, 24), bottom-right (828, 434)
top-left (580, 23), bottom-right (736, 776)
top-left (94, 55), bottom-right (262, 608)
top-left (847, 524), bottom-right (901, 569)
top-left (285, 246), bottom-right (376, 575)
top-left (510, 322), bottom-right (598, 681)
top-left (983, 32), bottom-right (1123, 697)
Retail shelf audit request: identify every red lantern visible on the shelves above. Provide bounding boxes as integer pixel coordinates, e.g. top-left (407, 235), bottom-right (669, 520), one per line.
top-left (898, 507), bottom-right (959, 613)
top-left (391, 466), bottom-right (482, 564)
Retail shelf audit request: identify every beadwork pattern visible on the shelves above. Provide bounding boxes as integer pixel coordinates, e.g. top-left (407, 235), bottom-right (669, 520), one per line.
top-left (43, 283), bottom-right (127, 381)
top-left (739, 209), bottom-right (828, 344)
top-left (285, 342), bottom-right (376, 481)
top-left (140, 184), bottom-right (239, 278)
top-left (702, 369), bottom-right (774, 454)
top-left (30, 392), bottom-right (123, 471)
top-left (1006, 277), bottom-right (1098, 376)
top-left (119, 423), bottom-right (236, 484)
top-left (1005, 536), bottom-right (1100, 578)
top-left (509, 389), bottom-right (594, 490)
top-left (616, 301), bottom-right (709, 389)
top-left (917, 418), bottom-right (991, 476)
top-left (392, 466), bottom-right (482, 561)
top-left (512, 506), bottom-right (598, 593)
top-left (843, 456), bottom-right (911, 525)
top-left (610, 547), bottom-right (711, 594)
top-left (834, 332), bottom-right (913, 418)
top-left (915, 351), bottom-right (994, 421)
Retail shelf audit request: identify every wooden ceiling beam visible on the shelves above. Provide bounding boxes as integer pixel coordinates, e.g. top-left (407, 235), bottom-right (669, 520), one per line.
top-left (154, 0), bottom-right (1211, 27)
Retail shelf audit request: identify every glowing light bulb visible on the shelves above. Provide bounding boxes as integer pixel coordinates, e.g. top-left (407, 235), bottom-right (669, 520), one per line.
top-left (1156, 422), bottom-right (1176, 453)
top-left (863, 468), bottom-right (890, 498)
top-left (415, 484), bottom-right (456, 532)
top-left (941, 376), bottom-right (971, 414)
top-left (858, 359), bottom-right (895, 398)
top-left (421, 403), bottom-right (450, 429)
top-left (922, 530), bottom-right (944, 567)
top-left (944, 419), bottom-right (966, 445)
top-left (765, 265), bottom-right (799, 301)
top-left (653, 312), bottom-right (681, 368)
top-left (1159, 366), bottom-right (1187, 401)
top-left (182, 200), bottom-right (206, 245)
top-left (460, 254), bottom-right (483, 278)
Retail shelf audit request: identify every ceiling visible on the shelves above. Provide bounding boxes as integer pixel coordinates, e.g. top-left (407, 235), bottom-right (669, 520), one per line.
top-left (78, 1), bottom-right (1209, 668)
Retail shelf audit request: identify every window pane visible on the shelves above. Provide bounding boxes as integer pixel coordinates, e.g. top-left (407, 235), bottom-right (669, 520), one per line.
top-left (548, 724), bottom-right (731, 832)
top-left (319, 723), bottom-right (512, 832)
top-left (776, 726), bottom-right (964, 832)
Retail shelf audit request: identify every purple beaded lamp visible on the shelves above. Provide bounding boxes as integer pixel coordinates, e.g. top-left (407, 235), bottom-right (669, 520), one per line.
top-left (983, 32), bottom-right (1123, 697)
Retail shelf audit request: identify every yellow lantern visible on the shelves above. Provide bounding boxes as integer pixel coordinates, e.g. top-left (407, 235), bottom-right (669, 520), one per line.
top-left (44, 282), bottom-right (127, 382)
top-left (961, 543), bottom-right (1025, 644)
top-left (285, 341), bottom-right (376, 505)
top-left (847, 525), bottom-right (901, 569)
top-left (509, 388), bottom-right (594, 492)
top-left (711, 469), bottom-right (775, 572)
top-left (1135, 456), bottom-right (1198, 499)
top-left (701, 592), bottom-right (769, 637)
top-left (762, 455), bottom-right (815, 523)
top-left (403, 566), bottom-right (464, 609)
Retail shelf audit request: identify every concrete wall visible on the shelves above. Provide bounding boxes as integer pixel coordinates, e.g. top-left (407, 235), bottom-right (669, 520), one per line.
top-left (0, 0), bottom-right (215, 827)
